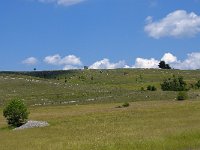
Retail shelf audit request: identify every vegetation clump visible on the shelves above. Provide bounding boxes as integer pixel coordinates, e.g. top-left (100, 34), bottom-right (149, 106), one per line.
top-left (195, 80), bottom-right (200, 89)
top-left (3, 99), bottom-right (29, 127)
top-left (161, 75), bottom-right (187, 91)
top-left (177, 91), bottom-right (188, 101)
top-left (140, 87), bottom-right (145, 91)
top-left (147, 85), bottom-right (157, 91)
top-left (122, 102), bottom-right (130, 107)
top-left (116, 102), bottom-right (130, 108)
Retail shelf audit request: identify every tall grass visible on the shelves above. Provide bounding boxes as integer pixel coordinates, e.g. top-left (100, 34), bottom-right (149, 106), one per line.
top-left (1, 100), bottom-right (200, 150)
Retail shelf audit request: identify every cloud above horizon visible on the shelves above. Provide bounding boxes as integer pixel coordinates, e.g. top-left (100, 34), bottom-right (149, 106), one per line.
top-left (23, 52), bottom-right (200, 70)
top-left (22, 57), bottom-right (38, 65)
top-left (37, 0), bottom-right (85, 6)
top-left (133, 58), bottom-right (159, 68)
top-left (44, 54), bottom-right (82, 70)
top-left (145, 10), bottom-right (200, 39)
top-left (89, 58), bottom-right (126, 69)
top-left (133, 52), bottom-right (200, 70)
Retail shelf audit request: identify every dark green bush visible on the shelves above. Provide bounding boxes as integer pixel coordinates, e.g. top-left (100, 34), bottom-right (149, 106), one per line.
top-left (147, 85), bottom-right (157, 91)
top-left (141, 87), bottom-right (145, 91)
top-left (195, 80), bottom-right (200, 89)
top-left (122, 102), bottom-right (130, 107)
top-left (161, 75), bottom-right (187, 91)
top-left (177, 92), bottom-right (188, 101)
top-left (3, 99), bottom-right (29, 127)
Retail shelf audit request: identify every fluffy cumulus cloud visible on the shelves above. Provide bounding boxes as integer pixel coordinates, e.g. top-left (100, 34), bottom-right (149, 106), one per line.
top-left (132, 52), bottom-right (200, 70)
top-left (22, 57), bottom-right (38, 65)
top-left (23, 52), bottom-right (200, 70)
top-left (44, 54), bottom-right (82, 70)
top-left (145, 10), bottom-right (200, 39)
top-left (161, 53), bottom-right (177, 64)
top-left (173, 52), bottom-right (200, 70)
top-left (89, 58), bottom-right (126, 69)
top-left (37, 0), bottom-right (85, 6)
top-left (133, 58), bottom-right (159, 68)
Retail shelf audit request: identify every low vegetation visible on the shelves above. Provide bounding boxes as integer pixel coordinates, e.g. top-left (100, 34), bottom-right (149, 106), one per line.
top-left (1, 101), bottom-right (200, 150)
top-left (0, 69), bottom-right (199, 106)
top-left (0, 69), bottom-right (200, 149)
top-left (147, 85), bottom-right (157, 91)
top-left (196, 80), bottom-right (200, 89)
top-left (122, 102), bottom-right (130, 107)
top-left (177, 91), bottom-right (188, 101)
top-left (161, 75), bottom-right (187, 91)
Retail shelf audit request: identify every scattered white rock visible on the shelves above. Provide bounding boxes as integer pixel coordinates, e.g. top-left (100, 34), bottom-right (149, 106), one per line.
top-left (13, 120), bottom-right (49, 130)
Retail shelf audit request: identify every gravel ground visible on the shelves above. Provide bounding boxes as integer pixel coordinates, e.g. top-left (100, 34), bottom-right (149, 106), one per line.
top-left (13, 120), bottom-right (49, 130)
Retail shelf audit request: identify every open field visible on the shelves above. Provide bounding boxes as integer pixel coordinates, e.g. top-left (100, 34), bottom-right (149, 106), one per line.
top-left (0, 69), bottom-right (200, 149)
top-left (0, 69), bottom-right (200, 106)
top-left (1, 100), bottom-right (200, 150)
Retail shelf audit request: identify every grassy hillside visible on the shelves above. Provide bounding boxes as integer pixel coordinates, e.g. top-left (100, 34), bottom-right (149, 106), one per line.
top-left (0, 69), bottom-right (200, 106)
top-left (1, 69), bottom-right (200, 150)
top-left (1, 101), bottom-right (200, 150)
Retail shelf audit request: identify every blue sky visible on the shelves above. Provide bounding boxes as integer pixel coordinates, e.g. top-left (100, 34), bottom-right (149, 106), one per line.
top-left (1, 0), bottom-right (200, 70)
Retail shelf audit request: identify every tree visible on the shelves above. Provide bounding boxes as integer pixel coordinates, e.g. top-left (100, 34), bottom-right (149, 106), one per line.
top-left (3, 99), bottom-right (29, 127)
top-left (158, 61), bottom-right (171, 69)
top-left (84, 66), bottom-right (88, 70)
top-left (165, 64), bottom-right (171, 69)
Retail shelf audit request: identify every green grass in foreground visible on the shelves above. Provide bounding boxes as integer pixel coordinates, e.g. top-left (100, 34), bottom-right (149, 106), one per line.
top-left (1, 100), bottom-right (200, 150)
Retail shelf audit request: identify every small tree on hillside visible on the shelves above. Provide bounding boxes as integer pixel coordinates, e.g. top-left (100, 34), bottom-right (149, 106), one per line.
top-left (158, 61), bottom-right (171, 69)
top-left (3, 99), bottom-right (29, 127)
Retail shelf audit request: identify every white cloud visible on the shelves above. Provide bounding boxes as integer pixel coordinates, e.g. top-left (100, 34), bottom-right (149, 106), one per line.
top-left (161, 53), bottom-right (177, 64)
top-left (145, 10), bottom-right (200, 39)
top-left (37, 0), bottom-right (85, 6)
top-left (60, 55), bottom-right (82, 65)
top-left (131, 52), bottom-right (200, 70)
top-left (63, 65), bottom-right (79, 70)
top-left (44, 54), bottom-right (61, 65)
top-left (173, 52), bottom-right (200, 70)
top-left (89, 58), bottom-right (126, 69)
top-left (133, 58), bottom-right (159, 68)
top-left (22, 57), bottom-right (38, 65)
top-left (44, 54), bottom-right (81, 65)
top-left (44, 54), bottom-right (82, 70)
top-left (88, 52), bottom-right (200, 70)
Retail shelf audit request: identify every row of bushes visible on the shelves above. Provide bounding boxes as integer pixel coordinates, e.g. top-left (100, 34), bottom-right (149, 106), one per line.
top-left (142, 76), bottom-right (200, 92)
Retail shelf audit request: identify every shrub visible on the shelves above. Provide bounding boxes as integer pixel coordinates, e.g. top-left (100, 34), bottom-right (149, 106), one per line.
top-left (122, 102), bottom-right (130, 107)
top-left (177, 92), bottom-right (188, 101)
top-left (141, 87), bottom-right (145, 91)
top-left (195, 80), bottom-right (200, 89)
top-left (3, 99), bottom-right (29, 127)
top-left (161, 75), bottom-right (187, 91)
top-left (147, 85), bottom-right (157, 91)
top-left (151, 86), bottom-right (157, 91)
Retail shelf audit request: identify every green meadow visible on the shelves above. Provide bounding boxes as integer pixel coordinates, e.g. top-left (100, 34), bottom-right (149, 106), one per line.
top-left (0, 69), bottom-right (200, 150)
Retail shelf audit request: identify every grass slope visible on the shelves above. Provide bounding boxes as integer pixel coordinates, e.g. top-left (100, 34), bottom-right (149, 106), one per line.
top-left (1, 101), bottom-right (200, 150)
top-left (0, 69), bottom-right (200, 106)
